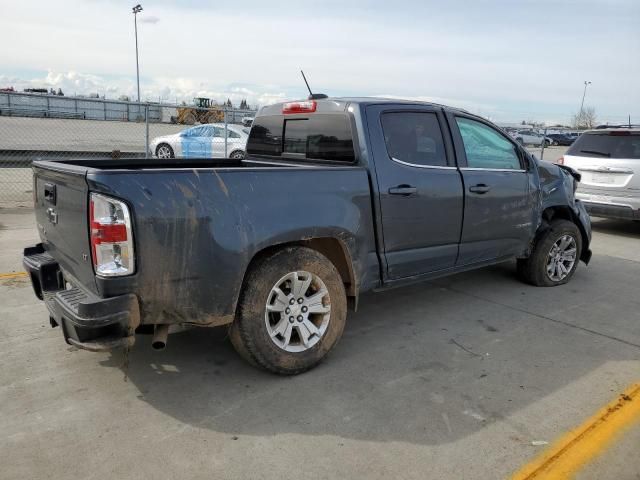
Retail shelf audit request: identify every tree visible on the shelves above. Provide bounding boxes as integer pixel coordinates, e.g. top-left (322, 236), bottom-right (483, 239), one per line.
top-left (573, 106), bottom-right (597, 130)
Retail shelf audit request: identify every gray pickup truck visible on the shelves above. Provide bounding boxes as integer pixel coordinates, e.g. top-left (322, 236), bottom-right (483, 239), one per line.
top-left (23, 97), bottom-right (592, 374)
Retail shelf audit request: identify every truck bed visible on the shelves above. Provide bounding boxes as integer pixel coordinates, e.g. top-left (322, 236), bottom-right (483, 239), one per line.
top-left (30, 156), bottom-right (380, 330)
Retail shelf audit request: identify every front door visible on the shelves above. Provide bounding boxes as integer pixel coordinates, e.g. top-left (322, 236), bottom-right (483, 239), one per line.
top-left (448, 114), bottom-right (534, 265)
top-left (367, 105), bottom-right (464, 279)
top-left (182, 125), bottom-right (213, 158)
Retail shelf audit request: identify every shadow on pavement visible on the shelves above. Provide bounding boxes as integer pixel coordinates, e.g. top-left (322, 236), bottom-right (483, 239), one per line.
top-left (99, 260), bottom-right (640, 446)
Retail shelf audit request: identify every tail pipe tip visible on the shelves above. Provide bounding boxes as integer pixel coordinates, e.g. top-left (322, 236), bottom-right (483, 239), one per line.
top-left (151, 324), bottom-right (170, 350)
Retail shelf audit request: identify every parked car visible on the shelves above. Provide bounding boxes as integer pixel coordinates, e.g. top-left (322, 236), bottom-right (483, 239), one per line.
top-left (23, 97), bottom-right (592, 375)
top-left (150, 123), bottom-right (248, 160)
top-left (512, 130), bottom-right (553, 147)
top-left (559, 128), bottom-right (640, 220)
top-left (547, 133), bottom-right (575, 146)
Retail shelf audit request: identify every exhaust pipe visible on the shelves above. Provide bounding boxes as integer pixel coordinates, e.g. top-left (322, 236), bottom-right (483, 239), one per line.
top-left (151, 324), bottom-right (169, 350)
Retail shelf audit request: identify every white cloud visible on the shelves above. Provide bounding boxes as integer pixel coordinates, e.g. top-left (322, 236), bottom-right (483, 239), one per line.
top-left (1, 69), bottom-right (285, 108)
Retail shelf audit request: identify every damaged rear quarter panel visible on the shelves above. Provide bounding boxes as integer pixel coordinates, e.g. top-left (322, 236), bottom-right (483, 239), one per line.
top-left (87, 166), bottom-right (377, 327)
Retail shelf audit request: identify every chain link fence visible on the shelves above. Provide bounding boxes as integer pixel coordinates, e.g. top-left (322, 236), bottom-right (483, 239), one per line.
top-left (0, 91), bottom-right (256, 208)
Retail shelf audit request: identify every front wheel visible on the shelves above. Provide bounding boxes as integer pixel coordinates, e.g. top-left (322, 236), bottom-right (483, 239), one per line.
top-left (156, 143), bottom-right (174, 159)
top-left (230, 247), bottom-right (347, 375)
top-left (517, 219), bottom-right (582, 287)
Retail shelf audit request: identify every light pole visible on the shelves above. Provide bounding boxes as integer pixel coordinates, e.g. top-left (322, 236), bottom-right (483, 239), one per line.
top-left (579, 80), bottom-right (591, 117)
top-left (132, 4), bottom-right (143, 103)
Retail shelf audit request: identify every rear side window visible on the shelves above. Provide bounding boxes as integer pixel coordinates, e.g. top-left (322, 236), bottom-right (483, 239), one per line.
top-left (380, 112), bottom-right (448, 167)
top-left (247, 114), bottom-right (355, 162)
top-left (568, 133), bottom-right (640, 159)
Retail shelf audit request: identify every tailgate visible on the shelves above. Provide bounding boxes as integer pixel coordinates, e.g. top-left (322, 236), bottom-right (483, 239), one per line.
top-left (564, 155), bottom-right (637, 192)
top-left (33, 163), bottom-right (97, 293)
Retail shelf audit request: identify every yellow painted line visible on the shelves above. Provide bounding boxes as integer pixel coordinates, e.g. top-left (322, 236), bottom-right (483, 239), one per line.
top-left (0, 271), bottom-right (28, 279)
top-left (511, 383), bottom-right (640, 480)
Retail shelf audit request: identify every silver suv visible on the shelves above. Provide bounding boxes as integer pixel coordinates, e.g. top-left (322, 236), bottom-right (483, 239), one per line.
top-left (560, 128), bottom-right (640, 221)
top-left (512, 130), bottom-right (552, 147)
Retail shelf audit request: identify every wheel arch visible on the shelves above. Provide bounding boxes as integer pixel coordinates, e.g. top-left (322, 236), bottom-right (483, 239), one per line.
top-left (237, 237), bottom-right (358, 313)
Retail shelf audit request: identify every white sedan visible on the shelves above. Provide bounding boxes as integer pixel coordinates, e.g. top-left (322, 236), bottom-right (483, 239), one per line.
top-left (150, 123), bottom-right (249, 159)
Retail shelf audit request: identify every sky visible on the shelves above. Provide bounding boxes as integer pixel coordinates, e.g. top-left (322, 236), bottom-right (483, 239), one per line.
top-left (0, 0), bottom-right (638, 124)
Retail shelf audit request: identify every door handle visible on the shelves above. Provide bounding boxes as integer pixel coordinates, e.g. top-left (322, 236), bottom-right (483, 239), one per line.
top-left (388, 185), bottom-right (417, 196)
top-left (469, 184), bottom-right (491, 194)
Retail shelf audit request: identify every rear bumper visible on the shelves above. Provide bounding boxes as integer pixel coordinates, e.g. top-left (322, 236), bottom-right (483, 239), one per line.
top-left (576, 192), bottom-right (640, 221)
top-left (23, 244), bottom-right (140, 351)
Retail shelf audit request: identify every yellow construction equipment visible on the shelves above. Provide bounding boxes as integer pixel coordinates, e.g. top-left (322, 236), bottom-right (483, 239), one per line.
top-left (174, 98), bottom-right (224, 125)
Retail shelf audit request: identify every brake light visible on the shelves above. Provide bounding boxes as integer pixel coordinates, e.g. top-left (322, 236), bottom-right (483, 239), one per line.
top-left (556, 156), bottom-right (564, 165)
top-left (282, 101), bottom-right (317, 114)
top-left (90, 193), bottom-right (135, 277)
top-left (609, 131), bottom-right (630, 136)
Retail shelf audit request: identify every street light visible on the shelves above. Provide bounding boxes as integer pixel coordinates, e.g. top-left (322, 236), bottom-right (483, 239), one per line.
top-left (132, 4), bottom-right (143, 103)
top-left (579, 80), bottom-right (591, 117)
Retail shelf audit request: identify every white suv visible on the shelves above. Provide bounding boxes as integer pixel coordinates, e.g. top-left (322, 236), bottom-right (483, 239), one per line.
top-left (560, 128), bottom-right (640, 221)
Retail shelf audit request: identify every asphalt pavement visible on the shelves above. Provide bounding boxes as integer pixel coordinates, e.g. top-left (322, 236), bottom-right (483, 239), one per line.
top-left (1, 209), bottom-right (638, 480)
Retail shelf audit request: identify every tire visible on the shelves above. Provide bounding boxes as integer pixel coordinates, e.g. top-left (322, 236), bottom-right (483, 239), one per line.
top-left (517, 219), bottom-right (582, 287)
top-left (552, 140), bottom-right (559, 146)
top-left (229, 150), bottom-right (245, 160)
top-left (231, 246), bottom-right (347, 375)
top-left (228, 321), bottom-right (258, 368)
top-left (156, 143), bottom-right (174, 159)
top-left (544, 140), bottom-right (552, 147)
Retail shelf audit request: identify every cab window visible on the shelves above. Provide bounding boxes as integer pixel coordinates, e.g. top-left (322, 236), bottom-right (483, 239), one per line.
top-left (381, 112), bottom-right (447, 167)
top-left (456, 117), bottom-right (522, 170)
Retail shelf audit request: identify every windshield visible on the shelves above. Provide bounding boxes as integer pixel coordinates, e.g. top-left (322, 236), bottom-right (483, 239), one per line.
top-left (567, 133), bottom-right (640, 159)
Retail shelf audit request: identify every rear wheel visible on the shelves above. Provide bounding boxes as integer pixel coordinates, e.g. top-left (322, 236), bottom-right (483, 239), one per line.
top-left (517, 219), bottom-right (582, 287)
top-left (156, 143), bottom-right (174, 159)
top-left (231, 247), bottom-right (347, 375)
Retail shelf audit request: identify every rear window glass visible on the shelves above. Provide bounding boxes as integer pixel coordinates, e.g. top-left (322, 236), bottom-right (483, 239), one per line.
top-left (246, 115), bottom-right (282, 156)
top-left (247, 114), bottom-right (355, 162)
top-left (568, 133), bottom-right (640, 159)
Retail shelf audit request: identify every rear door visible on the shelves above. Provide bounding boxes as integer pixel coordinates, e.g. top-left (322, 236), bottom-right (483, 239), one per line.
top-left (366, 105), bottom-right (464, 279)
top-left (448, 113), bottom-right (534, 265)
top-left (33, 164), bottom-right (97, 292)
top-left (211, 126), bottom-right (226, 157)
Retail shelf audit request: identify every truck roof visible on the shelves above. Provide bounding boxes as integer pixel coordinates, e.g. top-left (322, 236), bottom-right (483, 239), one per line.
top-left (257, 96), bottom-right (471, 117)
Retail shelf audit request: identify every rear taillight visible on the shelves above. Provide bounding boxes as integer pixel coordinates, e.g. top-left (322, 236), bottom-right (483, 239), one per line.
top-left (556, 156), bottom-right (564, 165)
top-left (90, 193), bottom-right (135, 277)
top-left (282, 100), bottom-right (317, 114)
